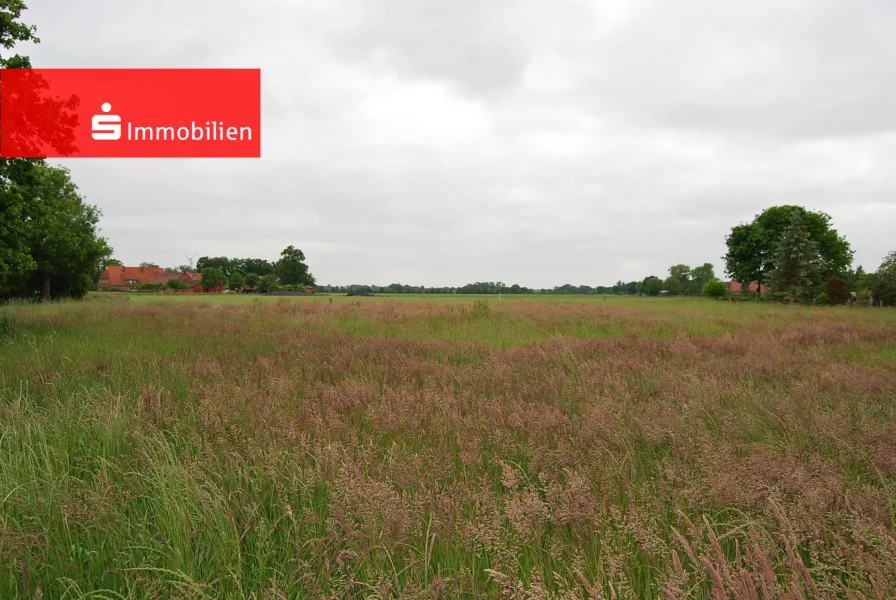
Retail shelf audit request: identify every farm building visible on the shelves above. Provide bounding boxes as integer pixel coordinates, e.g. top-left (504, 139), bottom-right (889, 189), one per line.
top-left (97, 265), bottom-right (166, 290)
top-left (728, 280), bottom-right (772, 295)
top-left (97, 266), bottom-right (224, 293)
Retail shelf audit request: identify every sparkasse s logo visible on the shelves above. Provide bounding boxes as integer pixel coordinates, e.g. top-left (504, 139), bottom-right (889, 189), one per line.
top-left (1, 68), bottom-right (261, 158)
top-left (90, 101), bottom-right (254, 143)
top-left (92, 102), bottom-right (121, 140)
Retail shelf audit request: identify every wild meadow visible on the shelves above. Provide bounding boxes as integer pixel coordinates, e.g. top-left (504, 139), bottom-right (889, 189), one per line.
top-left (1, 294), bottom-right (895, 599)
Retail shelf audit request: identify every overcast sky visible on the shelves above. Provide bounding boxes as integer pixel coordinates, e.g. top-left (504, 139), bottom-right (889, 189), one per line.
top-left (20, 0), bottom-right (896, 287)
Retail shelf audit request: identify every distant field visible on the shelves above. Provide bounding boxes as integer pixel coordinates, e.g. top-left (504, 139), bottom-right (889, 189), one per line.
top-left (111, 291), bottom-right (634, 304)
top-left (1, 296), bottom-right (895, 598)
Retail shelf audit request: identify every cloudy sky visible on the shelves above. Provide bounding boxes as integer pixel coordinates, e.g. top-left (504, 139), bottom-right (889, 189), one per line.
top-left (20, 0), bottom-right (896, 287)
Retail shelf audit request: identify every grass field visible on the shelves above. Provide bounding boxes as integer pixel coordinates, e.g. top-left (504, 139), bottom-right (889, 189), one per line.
top-left (1, 294), bottom-right (895, 599)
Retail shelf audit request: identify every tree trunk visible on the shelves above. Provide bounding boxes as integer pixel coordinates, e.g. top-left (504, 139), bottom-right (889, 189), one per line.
top-left (41, 273), bottom-right (51, 301)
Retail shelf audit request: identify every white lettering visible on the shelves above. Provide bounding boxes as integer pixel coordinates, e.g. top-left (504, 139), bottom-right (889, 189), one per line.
top-left (97, 104), bottom-right (252, 144)
top-left (133, 126), bottom-right (154, 141)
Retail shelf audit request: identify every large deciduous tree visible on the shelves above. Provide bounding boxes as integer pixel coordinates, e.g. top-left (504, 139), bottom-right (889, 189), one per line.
top-left (0, 159), bottom-right (40, 288)
top-left (1, 164), bottom-right (110, 300)
top-left (0, 1), bottom-right (40, 288)
top-left (31, 165), bottom-right (110, 300)
top-left (241, 258), bottom-right (275, 277)
top-left (196, 256), bottom-right (234, 277)
top-left (724, 205), bottom-right (852, 297)
top-left (668, 264), bottom-right (691, 286)
top-left (1, 2), bottom-right (99, 300)
top-left (663, 276), bottom-right (683, 295)
top-left (689, 263), bottom-right (715, 294)
top-left (641, 276), bottom-right (663, 296)
top-left (276, 245), bottom-right (315, 286)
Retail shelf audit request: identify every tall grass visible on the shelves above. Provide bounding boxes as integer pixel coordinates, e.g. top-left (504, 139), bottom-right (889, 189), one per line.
top-left (1, 296), bottom-right (895, 598)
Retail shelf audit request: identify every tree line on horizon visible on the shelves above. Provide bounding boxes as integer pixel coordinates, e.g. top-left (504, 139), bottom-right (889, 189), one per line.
top-left (310, 205), bottom-right (895, 305)
top-left (105, 247), bottom-right (317, 294)
top-left (310, 264), bottom-right (718, 296)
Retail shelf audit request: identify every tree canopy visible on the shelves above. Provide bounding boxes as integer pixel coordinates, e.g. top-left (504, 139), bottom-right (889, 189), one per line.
top-left (0, 3), bottom-right (107, 301)
top-left (702, 279), bottom-right (728, 298)
top-left (258, 274), bottom-right (279, 294)
top-left (641, 276), bottom-right (663, 296)
top-left (871, 251), bottom-right (896, 306)
top-left (200, 268), bottom-right (227, 291)
top-left (724, 205), bottom-right (852, 296)
top-left (768, 210), bottom-right (822, 303)
top-left (1, 163), bottom-right (110, 300)
top-left (663, 276), bottom-right (683, 295)
top-left (276, 245), bottom-right (315, 286)
top-left (228, 272), bottom-right (246, 291)
top-left (196, 256), bottom-right (277, 278)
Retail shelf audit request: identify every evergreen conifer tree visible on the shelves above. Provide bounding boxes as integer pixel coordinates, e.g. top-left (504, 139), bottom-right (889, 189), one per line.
top-left (770, 210), bottom-right (822, 303)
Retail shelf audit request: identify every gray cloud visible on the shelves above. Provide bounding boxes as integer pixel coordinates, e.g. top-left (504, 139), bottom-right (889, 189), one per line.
top-left (20, 0), bottom-right (896, 287)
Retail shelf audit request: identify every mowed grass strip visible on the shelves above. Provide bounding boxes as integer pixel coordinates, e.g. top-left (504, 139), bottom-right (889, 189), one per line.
top-left (1, 296), bottom-right (895, 599)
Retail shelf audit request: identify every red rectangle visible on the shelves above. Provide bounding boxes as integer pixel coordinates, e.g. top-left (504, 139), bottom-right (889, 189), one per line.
top-left (0, 68), bottom-right (260, 158)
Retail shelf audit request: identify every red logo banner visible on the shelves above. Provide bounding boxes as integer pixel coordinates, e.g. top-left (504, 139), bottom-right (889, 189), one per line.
top-left (0, 68), bottom-right (261, 158)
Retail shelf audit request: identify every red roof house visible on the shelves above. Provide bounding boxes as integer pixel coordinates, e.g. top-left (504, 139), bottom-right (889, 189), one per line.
top-left (97, 265), bottom-right (166, 290)
top-left (98, 267), bottom-right (224, 293)
top-left (728, 280), bottom-right (772, 295)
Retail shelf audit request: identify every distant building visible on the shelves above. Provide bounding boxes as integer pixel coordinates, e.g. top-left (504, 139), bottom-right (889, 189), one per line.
top-left (97, 265), bottom-right (166, 290)
top-left (728, 280), bottom-right (772, 295)
top-left (97, 266), bottom-right (224, 293)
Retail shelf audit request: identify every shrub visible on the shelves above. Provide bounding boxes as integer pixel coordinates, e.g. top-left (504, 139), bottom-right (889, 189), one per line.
top-left (702, 279), bottom-right (728, 299)
top-left (815, 292), bottom-right (830, 306)
top-left (857, 289), bottom-right (873, 305)
top-left (229, 272), bottom-right (246, 291)
top-left (825, 277), bottom-right (850, 305)
top-left (470, 299), bottom-right (492, 319)
top-left (258, 275), bottom-right (279, 294)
